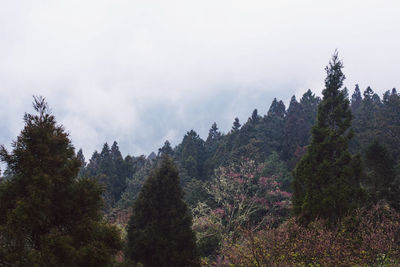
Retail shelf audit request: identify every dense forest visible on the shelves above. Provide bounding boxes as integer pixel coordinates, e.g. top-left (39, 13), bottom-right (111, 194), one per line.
top-left (1, 53), bottom-right (400, 266)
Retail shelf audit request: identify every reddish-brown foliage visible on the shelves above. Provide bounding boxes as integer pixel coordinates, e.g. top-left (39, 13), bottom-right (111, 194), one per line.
top-left (213, 202), bottom-right (400, 266)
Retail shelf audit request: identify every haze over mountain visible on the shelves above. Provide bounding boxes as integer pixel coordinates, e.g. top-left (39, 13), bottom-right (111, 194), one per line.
top-left (1, 0), bottom-right (400, 157)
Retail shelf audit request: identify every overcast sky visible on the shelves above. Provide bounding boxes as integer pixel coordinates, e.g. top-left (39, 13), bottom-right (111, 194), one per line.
top-left (1, 0), bottom-right (399, 159)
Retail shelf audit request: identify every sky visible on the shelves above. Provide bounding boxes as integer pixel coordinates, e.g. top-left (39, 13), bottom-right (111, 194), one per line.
top-left (1, 0), bottom-right (400, 160)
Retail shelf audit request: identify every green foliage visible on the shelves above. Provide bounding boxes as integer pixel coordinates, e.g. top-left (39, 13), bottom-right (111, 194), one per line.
top-left (351, 84), bottom-right (362, 113)
top-left (292, 52), bottom-right (364, 225)
top-left (231, 117), bottom-right (241, 133)
top-left (183, 179), bottom-right (211, 209)
top-left (261, 151), bottom-right (292, 192)
top-left (157, 140), bottom-right (174, 157)
top-left (175, 130), bottom-right (206, 181)
top-left (262, 99), bottom-right (286, 154)
top-left (364, 141), bottom-right (399, 209)
top-left (126, 156), bottom-right (199, 267)
top-left (84, 141), bottom-right (140, 210)
top-left (300, 89), bottom-right (321, 132)
top-left (282, 96), bottom-right (308, 166)
top-left (377, 89), bottom-right (400, 160)
top-left (0, 96), bottom-right (122, 266)
top-left (116, 155), bottom-right (150, 209)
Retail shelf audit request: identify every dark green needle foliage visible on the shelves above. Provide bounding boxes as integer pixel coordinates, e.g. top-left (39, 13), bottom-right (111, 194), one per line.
top-left (364, 141), bottom-right (399, 209)
top-left (0, 96), bottom-right (122, 266)
top-left (292, 52), bottom-right (364, 225)
top-left (126, 156), bottom-right (199, 267)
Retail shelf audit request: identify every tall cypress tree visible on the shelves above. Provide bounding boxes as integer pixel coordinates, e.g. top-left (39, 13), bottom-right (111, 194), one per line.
top-left (126, 156), bottom-right (199, 267)
top-left (292, 52), bottom-right (364, 225)
top-left (0, 96), bottom-right (121, 266)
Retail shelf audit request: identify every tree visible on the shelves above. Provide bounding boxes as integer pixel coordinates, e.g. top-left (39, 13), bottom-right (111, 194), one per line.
top-left (263, 98), bottom-right (286, 154)
top-left (126, 156), bottom-right (199, 267)
top-left (377, 89), bottom-right (400, 160)
top-left (206, 122), bottom-right (221, 143)
top-left (158, 140), bottom-right (174, 157)
top-left (364, 141), bottom-right (399, 209)
top-left (250, 109), bottom-right (260, 123)
top-left (231, 117), bottom-right (241, 132)
top-left (84, 141), bottom-right (128, 207)
top-left (300, 89), bottom-right (320, 133)
top-left (282, 95), bottom-right (308, 165)
top-left (0, 96), bottom-right (121, 266)
top-left (351, 84), bottom-right (362, 113)
top-left (193, 158), bottom-right (291, 257)
top-left (292, 52), bottom-right (364, 225)
top-left (175, 130), bottom-right (206, 180)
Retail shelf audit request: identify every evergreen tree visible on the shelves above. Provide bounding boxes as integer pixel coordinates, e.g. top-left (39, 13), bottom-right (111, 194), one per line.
top-left (0, 96), bottom-right (121, 266)
top-left (351, 84), bottom-right (362, 113)
top-left (126, 156), bottom-right (199, 267)
top-left (377, 89), bottom-right (400, 160)
top-left (231, 117), bottom-right (241, 132)
top-left (85, 141), bottom-right (128, 206)
top-left (203, 123), bottom-right (222, 177)
top-left (351, 86), bottom-right (380, 152)
top-left (250, 109), bottom-right (260, 123)
top-left (175, 130), bottom-right (206, 180)
top-left (158, 140), bottom-right (174, 157)
top-left (292, 52), bottom-right (364, 225)
top-left (364, 141), bottom-right (398, 209)
top-left (300, 89), bottom-right (320, 131)
top-left (282, 96), bottom-right (308, 165)
top-left (76, 148), bottom-right (86, 167)
top-left (206, 122), bottom-right (221, 142)
top-left (263, 98), bottom-right (286, 154)
top-left (76, 148), bottom-right (86, 177)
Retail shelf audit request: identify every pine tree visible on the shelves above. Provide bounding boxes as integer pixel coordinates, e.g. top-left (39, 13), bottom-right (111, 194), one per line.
top-left (250, 109), bottom-right (260, 123)
top-left (126, 156), bottom-right (199, 267)
top-left (282, 96), bottom-right (308, 165)
top-left (206, 122), bottom-right (221, 142)
top-left (300, 89), bottom-right (320, 131)
top-left (0, 96), bottom-right (121, 266)
top-left (158, 140), bottom-right (174, 157)
top-left (263, 98), bottom-right (286, 153)
top-left (364, 141), bottom-right (398, 208)
top-left (292, 52), bottom-right (364, 225)
top-left (231, 117), bottom-right (241, 132)
top-left (175, 130), bottom-right (206, 180)
top-left (85, 141), bottom-right (127, 206)
top-left (351, 84), bottom-right (362, 113)
top-left (351, 86), bottom-right (381, 152)
top-left (377, 89), bottom-right (400, 159)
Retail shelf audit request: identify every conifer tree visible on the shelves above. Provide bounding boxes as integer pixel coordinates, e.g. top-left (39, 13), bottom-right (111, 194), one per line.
top-left (364, 141), bottom-right (398, 209)
top-left (158, 140), bottom-right (174, 157)
top-left (175, 130), bottom-right (206, 180)
top-left (231, 117), bottom-right (241, 132)
top-left (263, 98), bottom-right (286, 153)
top-left (206, 122), bottom-right (221, 142)
top-left (250, 109), bottom-right (260, 123)
top-left (300, 89), bottom-right (320, 131)
top-left (282, 96), bottom-right (308, 164)
top-left (292, 52), bottom-right (364, 225)
top-left (0, 96), bottom-right (121, 266)
top-left (351, 84), bottom-right (362, 113)
top-left (126, 156), bottom-right (199, 267)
